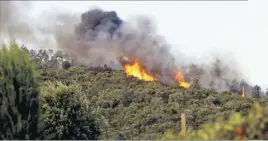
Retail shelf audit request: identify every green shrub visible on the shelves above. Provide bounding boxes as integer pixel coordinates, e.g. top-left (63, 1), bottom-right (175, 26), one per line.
top-left (0, 41), bottom-right (41, 139)
top-left (160, 103), bottom-right (268, 140)
top-left (40, 81), bottom-right (100, 139)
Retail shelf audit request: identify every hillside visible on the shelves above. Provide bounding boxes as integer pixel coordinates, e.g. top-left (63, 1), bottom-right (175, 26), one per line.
top-left (1, 43), bottom-right (268, 140)
top-left (39, 62), bottom-right (268, 140)
top-left (1, 2), bottom-right (268, 139)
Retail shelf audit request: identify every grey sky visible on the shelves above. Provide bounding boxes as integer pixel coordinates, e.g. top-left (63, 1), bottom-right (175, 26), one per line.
top-left (16, 0), bottom-right (268, 89)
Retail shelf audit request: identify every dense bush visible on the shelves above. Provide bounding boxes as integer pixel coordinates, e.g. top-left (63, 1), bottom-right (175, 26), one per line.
top-left (40, 81), bottom-right (100, 140)
top-left (160, 103), bottom-right (268, 140)
top-left (0, 41), bottom-right (41, 139)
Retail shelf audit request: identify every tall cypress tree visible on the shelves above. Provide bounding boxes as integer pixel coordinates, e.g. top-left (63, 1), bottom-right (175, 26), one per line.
top-left (0, 41), bottom-right (41, 139)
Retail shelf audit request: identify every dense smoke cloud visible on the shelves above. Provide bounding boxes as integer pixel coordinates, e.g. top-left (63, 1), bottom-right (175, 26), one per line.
top-left (64, 8), bottom-right (179, 83)
top-left (0, 1), bottom-right (259, 94)
top-left (0, 1), bottom-right (79, 48)
top-left (182, 56), bottom-right (250, 92)
top-left (0, 1), bottom-right (34, 43)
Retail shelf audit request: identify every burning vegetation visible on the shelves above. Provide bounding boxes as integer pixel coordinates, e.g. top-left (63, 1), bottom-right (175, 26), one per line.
top-left (123, 58), bottom-right (191, 88)
top-left (123, 58), bottom-right (157, 82)
top-left (173, 68), bottom-right (191, 88)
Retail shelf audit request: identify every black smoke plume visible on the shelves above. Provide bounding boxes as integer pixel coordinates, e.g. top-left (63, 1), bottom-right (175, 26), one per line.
top-left (0, 1), bottom-right (261, 95)
top-left (56, 8), bottom-right (179, 84)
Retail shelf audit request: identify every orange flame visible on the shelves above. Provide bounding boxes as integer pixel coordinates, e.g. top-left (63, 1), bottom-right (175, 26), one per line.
top-left (123, 57), bottom-right (191, 88)
top-left (173, 69), bottom-right (191, 88)
top-left (123, 58), bottom-right (157, 81)
top-left (241, 86), bottom-right (245, 97)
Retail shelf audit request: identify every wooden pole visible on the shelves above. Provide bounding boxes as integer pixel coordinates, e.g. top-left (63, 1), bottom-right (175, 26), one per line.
top-left (181, 113), bottom-right (186, 135)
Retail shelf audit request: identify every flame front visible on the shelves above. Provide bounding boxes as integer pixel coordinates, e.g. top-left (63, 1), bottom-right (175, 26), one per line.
top-left (241, 86), bottom-right (245, 97)
top-left (173, 69), bottom-right (191, 88)
top-left (123, 57), bottom-right (190, 88)
top-left (123, 58), bottom-right (157, 81)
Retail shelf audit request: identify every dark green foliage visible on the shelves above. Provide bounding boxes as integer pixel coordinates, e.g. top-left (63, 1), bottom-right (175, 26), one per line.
top-left (0, 41), bottom-right (41, 139)
top-left (18, 48), bottom-right (268, 140)
top-left (40, 82), bottom-right (100, 140)
top-left (34, 61), bottom-right (267, 139)
top-left (62, 61), bottom-right (71, 70)
top-left (0, 43), bottom-right (100, 140)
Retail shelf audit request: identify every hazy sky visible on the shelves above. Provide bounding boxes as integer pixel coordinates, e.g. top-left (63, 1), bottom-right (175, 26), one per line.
top-left (21, 0), bottom-right (268, 89)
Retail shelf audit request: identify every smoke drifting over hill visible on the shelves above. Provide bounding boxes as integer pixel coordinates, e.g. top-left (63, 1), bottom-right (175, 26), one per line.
top-left (0, 1), bottom-right (34, 43)
top-left (0, 1), bottom-right (261, 94)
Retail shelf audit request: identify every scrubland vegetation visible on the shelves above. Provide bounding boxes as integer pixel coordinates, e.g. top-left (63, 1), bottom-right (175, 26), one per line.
top-left (1, 41), bottom-right (267, 140)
